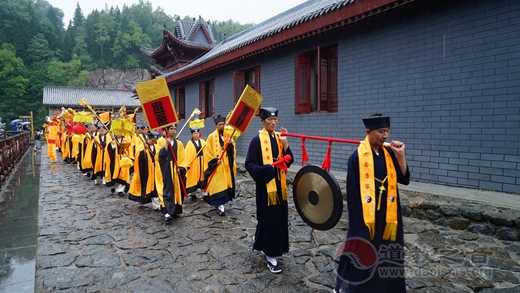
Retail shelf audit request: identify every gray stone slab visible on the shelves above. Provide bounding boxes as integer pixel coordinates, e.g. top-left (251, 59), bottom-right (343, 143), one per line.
top-left (35, 151), bottom-right (520, 292)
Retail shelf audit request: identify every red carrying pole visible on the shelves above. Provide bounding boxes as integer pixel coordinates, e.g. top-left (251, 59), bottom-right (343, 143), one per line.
top-left (281, 131), bottom-right (361, 145)
top-left (280, 131), bottom-right (361, 170)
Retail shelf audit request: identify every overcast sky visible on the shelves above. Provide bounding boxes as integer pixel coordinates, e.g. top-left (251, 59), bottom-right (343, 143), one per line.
top-left (47, 0), bottom-right (307, 26)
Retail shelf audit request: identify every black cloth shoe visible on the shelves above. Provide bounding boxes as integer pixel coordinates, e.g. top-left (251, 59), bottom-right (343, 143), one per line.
top-left (164, 213), bottom-right (172, 224)
top-left (266, 259), bottom-right (282, 274)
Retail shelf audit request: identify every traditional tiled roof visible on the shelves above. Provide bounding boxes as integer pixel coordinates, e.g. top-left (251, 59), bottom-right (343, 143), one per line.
top-left (175, 17), bottom-right (215, 44)
top-left (42, 86), bottom-right (139, 107)
top-left (166, 0), bottom-right (356, 77)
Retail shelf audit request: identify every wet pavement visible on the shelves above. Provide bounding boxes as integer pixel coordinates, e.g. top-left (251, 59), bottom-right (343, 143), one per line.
top-left (0, 147), bottom-right (40, 293)
top-left (35, 147), bottom-right (520, 292)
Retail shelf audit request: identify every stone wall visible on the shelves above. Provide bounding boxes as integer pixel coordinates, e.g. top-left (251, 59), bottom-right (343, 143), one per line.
top-left (87, 69), bottom-right (151, 90)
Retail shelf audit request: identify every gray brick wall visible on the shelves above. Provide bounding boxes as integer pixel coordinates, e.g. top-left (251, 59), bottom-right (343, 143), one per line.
top-left (171, 0), bottom-right (520, 193)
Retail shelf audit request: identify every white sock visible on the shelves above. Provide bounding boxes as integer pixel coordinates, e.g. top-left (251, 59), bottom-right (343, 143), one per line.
top-left (116, 184), bottom-right (125, 193)
top-left (165, 213), bottom-right (171, 219)
top-left (218, 205), bottom-right (225, 212)
top-left (266, 255), bottom-right (277, 266)
top-left (152, 198), bottom-right (160, 209)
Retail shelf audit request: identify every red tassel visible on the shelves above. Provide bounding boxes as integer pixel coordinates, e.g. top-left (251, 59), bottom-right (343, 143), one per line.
top-left (272, 154), bottom-right (292, 171)
top-left (301, 138), bottom-right (309, 166)
top-left (321, 141), bottom-right (333, 171)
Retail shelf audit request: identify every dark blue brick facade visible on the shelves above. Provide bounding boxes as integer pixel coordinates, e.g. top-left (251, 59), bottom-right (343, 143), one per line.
top-left (172, 0), bottom-right (520, 193)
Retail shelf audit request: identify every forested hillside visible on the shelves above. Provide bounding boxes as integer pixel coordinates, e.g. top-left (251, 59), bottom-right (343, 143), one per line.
top-left (0, 0), bottom-right (251, 124)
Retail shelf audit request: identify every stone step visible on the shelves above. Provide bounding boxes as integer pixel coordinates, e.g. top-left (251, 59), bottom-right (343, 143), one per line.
top-left (237, 163), bottom-right (520, 241)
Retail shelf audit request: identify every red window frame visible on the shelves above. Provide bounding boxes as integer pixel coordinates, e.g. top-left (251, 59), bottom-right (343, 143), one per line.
top-left (199, 79), bottom-right (214, 118)
top-left (295, 45), bottom-right (338, 114)
top-left (233, 66), bottom-right (261, 102)
top-left (174, 87), bottom-right (186, 119)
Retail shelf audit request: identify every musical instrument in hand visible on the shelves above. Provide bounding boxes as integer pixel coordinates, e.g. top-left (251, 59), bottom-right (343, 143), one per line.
top-left (293, 165), bottom-right (343, 231)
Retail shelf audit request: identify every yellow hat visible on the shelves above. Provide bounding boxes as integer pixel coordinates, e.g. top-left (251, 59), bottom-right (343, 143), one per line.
top-left (189, 119), bottom-right (205, 130)
top-left (73, 111), bottom-right (94, 123)
top-left (98, 112), bottom-right (111, 125)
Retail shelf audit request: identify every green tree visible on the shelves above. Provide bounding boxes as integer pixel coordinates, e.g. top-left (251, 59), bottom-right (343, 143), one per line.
top-left (27, 33), bottom-right (54, 65)
top-left (46, 58), bottom-right (89, 86)
top-left (0, 44), bottom-right (28, 121)
top-left (113, 20), bottom-right (151, 68)
top-left (72, 2), bottom-right (85, 27)
top-left (211, 20), bottom-right (253, 42)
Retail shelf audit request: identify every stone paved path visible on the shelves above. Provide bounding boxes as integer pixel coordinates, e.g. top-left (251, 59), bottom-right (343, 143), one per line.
top-left (36, 151), bottom-right (520, 292)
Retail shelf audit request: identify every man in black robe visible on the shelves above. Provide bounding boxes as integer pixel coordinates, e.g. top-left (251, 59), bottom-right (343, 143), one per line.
top-left (335, 114), bottom-right (410, 293)
top-left (245, 107), bottom-right (293, 274)
top-left (159, 125), bottom-right (186, 223)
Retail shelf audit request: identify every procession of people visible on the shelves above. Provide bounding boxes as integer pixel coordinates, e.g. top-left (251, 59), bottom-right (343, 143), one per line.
top-left (44, 103), bottom-right (410, 290)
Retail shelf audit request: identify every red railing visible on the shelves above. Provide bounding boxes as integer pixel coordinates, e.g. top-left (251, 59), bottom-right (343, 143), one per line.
top-left (281, 131), bottom-right (361, 171)
top-left (0, 132), bottom-right (31, 188)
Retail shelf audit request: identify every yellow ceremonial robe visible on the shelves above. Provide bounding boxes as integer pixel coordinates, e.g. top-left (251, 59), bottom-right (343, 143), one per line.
top-left (46, 125), bottom-right (59, 162)
top-left (71, 134), bottom-right (84, 162)
top-left (128, 134), bottom-right (156, 203)
top-left (80, 133), bottom-right (92, 171)
top-left (104, 137), bottom-right (131, 186)
top-left (203, 129), bottom-right (237, 205)
top-left (93, 133), bottom-right (110, 178)
top-left (184, 138), bottom-right (206, 193)
top-left (154, 137), bottom-right (168, 198)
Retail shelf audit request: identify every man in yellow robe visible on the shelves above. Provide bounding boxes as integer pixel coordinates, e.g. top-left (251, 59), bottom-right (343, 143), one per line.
top-left (45, 120), bottom-right (60, 162)
top-left (128, 125), bottom-right (156, 204)
top-left (92, 126), bottom-right (110, 185)
top-left (184, 127), bottom-right (206, 201)
top-left (80, 125), bottom-right (94, 175)
top-left (71, 131), bottom-right (84, 168)
top-left (203, 115), bottom-right (237, 216)
top-left (62, 129), bottom-right (73, 163)
top-left (104, 133), bottom-right (131, 195)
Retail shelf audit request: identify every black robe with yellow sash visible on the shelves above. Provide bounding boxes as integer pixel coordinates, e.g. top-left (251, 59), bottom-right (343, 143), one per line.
top-left (335, 146), bottom-right (410, 293)
top-left (245, 132), bottom-right (293, 257)
top-left (184, 138), bottom-right (206, 193)
top-left (104, 140), bottom-right (119, 187)
top-left (159, 140), bottom-right (186, 216)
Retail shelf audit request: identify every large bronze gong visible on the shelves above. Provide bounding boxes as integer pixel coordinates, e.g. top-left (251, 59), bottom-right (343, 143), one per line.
top-left (293, 165), bottom-right (343, 231)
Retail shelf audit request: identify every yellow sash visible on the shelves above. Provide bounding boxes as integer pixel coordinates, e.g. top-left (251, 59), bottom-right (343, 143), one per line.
top-left (71, 134), bottom-right (83, 159)
top-left (82, 133), bottom-right (94, 169)
top-left (358, 137), bottom-right (398, 241)
top-left (259, 129), bottom-right (287, 206)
